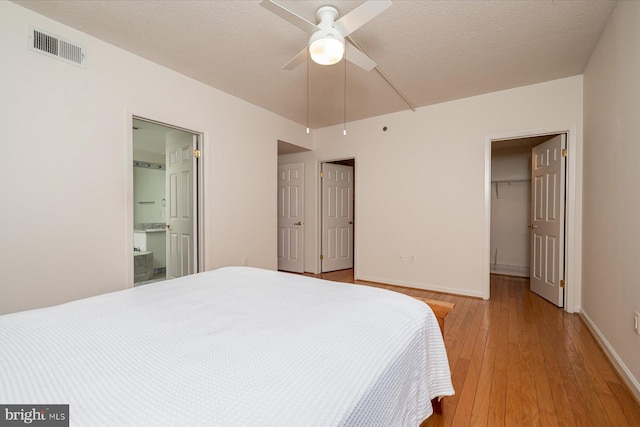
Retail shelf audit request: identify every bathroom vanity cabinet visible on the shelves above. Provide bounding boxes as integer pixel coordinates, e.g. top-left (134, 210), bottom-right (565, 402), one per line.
top-left (134, 229), bottom-right (166, 270)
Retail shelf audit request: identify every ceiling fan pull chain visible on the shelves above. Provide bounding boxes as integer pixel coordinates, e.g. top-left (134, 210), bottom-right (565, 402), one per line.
top-left (343, 57), bottom-right (347, 136)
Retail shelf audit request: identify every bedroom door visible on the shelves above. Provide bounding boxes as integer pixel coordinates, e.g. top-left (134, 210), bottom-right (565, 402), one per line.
top-left (277, 162), bottom-right (304, 273)
top-left (166, 131), bottom-right (198, 279)
top-left (321, 162), bottom-right (354, 272)
top-left (530, 134), bottom-right (566, 307)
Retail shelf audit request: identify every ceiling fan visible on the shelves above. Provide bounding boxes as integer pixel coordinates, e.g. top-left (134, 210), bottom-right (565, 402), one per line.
top-left (260, 0), bottom-right (392, 71)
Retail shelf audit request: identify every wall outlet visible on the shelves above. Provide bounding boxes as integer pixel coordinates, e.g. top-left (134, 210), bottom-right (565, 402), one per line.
top-left (243, 257), bottom-right (249, 266)
top-left (635, 311), bottom-right (640, 335)
top-left (410, 255), bottom-right (416, 263)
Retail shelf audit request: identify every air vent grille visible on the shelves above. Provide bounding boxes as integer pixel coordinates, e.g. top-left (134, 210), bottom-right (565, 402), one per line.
top-left (29, 27), bottom-right (86, 68)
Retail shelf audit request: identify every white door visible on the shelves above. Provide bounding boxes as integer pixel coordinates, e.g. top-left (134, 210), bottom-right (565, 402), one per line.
top-left (277, 163), bottom-right (304, 273)
top-left (321, 163), bottom-right (354, 272)
top-left (530, 134), bottom-right (566, 307)
top-left (166, 132), bottom-right (198, 279)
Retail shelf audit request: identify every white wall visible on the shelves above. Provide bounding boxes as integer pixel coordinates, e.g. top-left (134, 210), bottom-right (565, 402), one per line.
top-left (133, 167), bottom-right (165, 224)
top-left (490, 146), bottom-right (531, 274)
top-left (0, 2), bottom-right (311, 314)
top-left (582, 1), bottom-right (640, 400)
top-left (280, 76), bottom-right (582, 297)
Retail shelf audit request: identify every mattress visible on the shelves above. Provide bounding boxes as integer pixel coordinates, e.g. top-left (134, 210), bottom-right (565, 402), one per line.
top-left (0, 267), bottom-right (454, 426)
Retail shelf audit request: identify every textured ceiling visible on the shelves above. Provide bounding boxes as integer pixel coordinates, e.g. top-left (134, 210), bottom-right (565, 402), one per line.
top-left (13, 0), bottom-right (616, 129)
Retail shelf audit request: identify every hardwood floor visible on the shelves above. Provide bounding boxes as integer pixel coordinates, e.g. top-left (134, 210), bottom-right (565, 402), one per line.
top-left (306, 270), bottom-right (640, 426)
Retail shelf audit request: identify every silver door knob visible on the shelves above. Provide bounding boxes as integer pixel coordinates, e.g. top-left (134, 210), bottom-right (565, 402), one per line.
top-left (294, 221), bottom-right (302, 226)
top-left (528, 224), bottom-right (538, 229)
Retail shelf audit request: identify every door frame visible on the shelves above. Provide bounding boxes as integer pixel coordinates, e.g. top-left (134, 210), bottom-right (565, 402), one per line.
top-left (125, 111), bottom-right (207, 288)
top-left (316, 157), bottom-right (357, 276)
top-left (484, 125), bottom-right (580, 313)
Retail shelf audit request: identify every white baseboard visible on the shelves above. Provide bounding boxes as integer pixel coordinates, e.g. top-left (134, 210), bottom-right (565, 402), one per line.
top-left (579, 309), bottom-right (640, 404)
top-left (490, 263), bottom-right (529, 277)
top-left (355, 275), bottom-right (484, 298)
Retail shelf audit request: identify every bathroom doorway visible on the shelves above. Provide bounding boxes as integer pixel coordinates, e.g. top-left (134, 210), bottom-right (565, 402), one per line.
top-left (132, 117), bottom-right (201, 285)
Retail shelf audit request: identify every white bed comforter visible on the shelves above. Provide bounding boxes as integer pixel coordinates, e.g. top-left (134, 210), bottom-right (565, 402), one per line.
top-left (0, 267), bottom-right (453, 426)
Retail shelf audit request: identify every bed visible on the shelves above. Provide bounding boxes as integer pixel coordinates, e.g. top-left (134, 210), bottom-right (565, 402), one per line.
top-left (0, 267), bottom-right (454, 426)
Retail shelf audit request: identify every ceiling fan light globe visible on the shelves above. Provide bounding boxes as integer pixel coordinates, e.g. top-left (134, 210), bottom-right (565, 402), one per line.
top-left (309, 31), bottom-right (345, 65)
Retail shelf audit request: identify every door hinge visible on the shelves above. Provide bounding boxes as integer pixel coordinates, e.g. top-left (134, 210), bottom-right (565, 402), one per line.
top-left (320, 254), bottom-right (324, 260)
top-left (562, 148), bottom-right (568, 158)
top-left (194, 149), bottom-right (201, 159)
top-left (320, 171), bottom-right (324, 178)
top-left (560, 279), bottom-right (565, 288)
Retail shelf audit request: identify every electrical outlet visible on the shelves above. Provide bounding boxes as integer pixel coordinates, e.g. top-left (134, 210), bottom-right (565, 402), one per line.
top-left (243, 257), bottom-right (249, 266)
top-left (410, 255), bottom-right (416, 263)
top-left (634, 311), bottom-right (640, 335)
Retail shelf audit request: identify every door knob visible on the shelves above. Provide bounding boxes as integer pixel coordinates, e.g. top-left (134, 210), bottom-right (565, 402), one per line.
top-left (528, 224), bottom-right (538, 229)
top-left (166, 224), bottom-right (171, 230)
top-left (349, 221), bottom-right (354, 224)
top-left (294, 221), bottom-right (302, 226)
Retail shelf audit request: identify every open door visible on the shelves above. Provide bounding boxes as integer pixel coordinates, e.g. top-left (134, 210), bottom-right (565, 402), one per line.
top-left (165, 131), bottom-right (198, 279)
top-left (321, 162), bottom-right (354, 273)
top-left (277, 162), bottom-right (304, 273)
top-left (530, 134), bottom-right (566, 307)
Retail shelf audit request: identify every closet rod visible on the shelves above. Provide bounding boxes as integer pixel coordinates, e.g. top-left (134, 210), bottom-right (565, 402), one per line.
top-left (491, 179), bottom-right (530, 184)
top-left (492, 179), bottom-right (530, 198)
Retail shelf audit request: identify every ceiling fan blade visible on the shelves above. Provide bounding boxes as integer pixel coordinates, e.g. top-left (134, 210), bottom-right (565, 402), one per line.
top-left (334, 0), bottom-right (392, 37)
top-left (259, 0), bottom-right (318, 34)
top-left (345, 41), bottom-right (377, 71)
top-left (283, 47), bottom-right (308, 70)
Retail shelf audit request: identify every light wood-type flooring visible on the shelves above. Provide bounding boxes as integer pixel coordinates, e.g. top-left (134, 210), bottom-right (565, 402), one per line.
top-left (305, 269), bottom-right (640, 426)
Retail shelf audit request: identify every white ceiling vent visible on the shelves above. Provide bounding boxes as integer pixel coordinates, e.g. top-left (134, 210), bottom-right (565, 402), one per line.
top-left (28, 26), bottom-right (86, 68)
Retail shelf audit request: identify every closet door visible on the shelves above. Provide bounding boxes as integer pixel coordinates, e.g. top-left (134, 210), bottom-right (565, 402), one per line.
top-left (321, 163), bottom-right (354, 273)
top-left (277, 163), bottom-right (304, 273)
top-left (530, 134), bottom-right (566, 307)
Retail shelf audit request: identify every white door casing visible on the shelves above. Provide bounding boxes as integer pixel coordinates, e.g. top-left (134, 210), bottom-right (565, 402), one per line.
top-left (166, 132), bottom-right (198, 279)
top-left (277, 163), bottom-right (304, 273)
top-left (321, 163), bottom-right (354, 272)
top-left (530, 134), bottom-right (566, 307)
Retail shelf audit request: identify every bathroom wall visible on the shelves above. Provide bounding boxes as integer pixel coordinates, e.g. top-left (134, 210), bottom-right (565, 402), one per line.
top-left (133, 166), bottom-right (165, 224)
